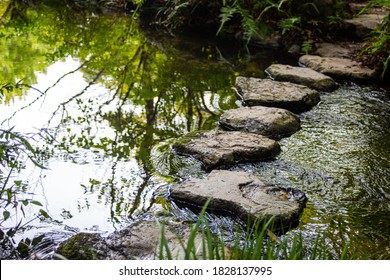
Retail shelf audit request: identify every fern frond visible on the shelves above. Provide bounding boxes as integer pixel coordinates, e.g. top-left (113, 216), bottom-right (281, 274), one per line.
top-left (217, 5), bottom-right (238, 35)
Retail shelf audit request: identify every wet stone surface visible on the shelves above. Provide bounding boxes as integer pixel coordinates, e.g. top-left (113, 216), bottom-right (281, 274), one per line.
top-left (172, 130), bottom-right (281, 171)
top-left (314, 42), bottom-right (356, 58)
top-left (55, 232), bottom-right (123, 260)
top-left (265, 64), bottom-right (338, 91)
top-left (106, 220), bottom-right (204, 260)
top-left (170, 170), bottom-right (307, 229)
top-left (219, 106), bottom-right (301, 139)
top-left (235, 76), bottom-right (320, 113)
top-left (343, 13), bottom-right (387, 39)
top-left (299, 55), bottom-right (377, 80)
top-left (55, 220), bottom-right (204, 260)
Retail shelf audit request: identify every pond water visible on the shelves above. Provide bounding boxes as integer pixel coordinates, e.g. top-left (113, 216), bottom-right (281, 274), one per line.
top-left (1, 4), bottom-right (389, 259)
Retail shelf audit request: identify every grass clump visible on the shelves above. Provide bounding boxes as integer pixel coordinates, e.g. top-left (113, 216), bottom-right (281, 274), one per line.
top-left (159, 198), bottom-right (355, 260)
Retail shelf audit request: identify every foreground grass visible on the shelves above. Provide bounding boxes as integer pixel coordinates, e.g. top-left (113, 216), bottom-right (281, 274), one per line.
top-left (159, 200), bottom-right (354, 260)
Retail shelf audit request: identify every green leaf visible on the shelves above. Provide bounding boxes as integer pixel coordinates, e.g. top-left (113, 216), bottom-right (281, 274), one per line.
top-left (3, 210), bottom-right (10, 220)
top-left (6, 189), bottom-right (13, 202)
top-left (217, 6), bottom-right (238, 35)
top-left (31, 200), bottom-right (43, 206)
top-left (28, 156), bottom-right (48, 170)
top-left (39, 209), bottom-right (50, 219)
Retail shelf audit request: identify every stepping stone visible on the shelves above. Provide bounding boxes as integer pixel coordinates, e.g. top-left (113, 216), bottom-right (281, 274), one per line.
top-left (171, 170), bottom-right (307, 229)
top-left (265, 64), bottom-right (338, 91)
top-left (314, 42), bottom-right (356, 58)
top-left (107, 220), bottom-right (205, 260)
top-left (344, 13), bottom-right (387, 39)
top-left (299, 55), bottom-right (377, 80)
top-left (172, 130), bottom-right (280, 171)
top-left (55, 220), bottom-right (206, 260)
top-left (219, 106), bottom-right (301, 139)
top-left (235, 76), bottom-right (320, 113)
top-left (55, 233), bottom-right (121, 260)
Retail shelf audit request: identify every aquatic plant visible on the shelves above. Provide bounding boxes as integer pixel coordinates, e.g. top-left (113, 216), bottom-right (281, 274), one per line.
top-left (158, 199), bottom-right (355, 260)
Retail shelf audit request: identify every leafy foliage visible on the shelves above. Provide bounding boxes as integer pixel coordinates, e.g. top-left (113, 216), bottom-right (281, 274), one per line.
top-left (217, 1), bottom-right (259, 43)
top-left (0, 127), bottom-right (49, 258)
top-left (136, 0), bottom-right (350, 50)
top-left (359, 0), bottom-right (390, 80)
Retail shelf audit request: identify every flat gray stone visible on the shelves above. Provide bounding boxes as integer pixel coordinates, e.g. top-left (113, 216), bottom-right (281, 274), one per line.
top-left (55, 220), bottom-right (206, 260)
top-left (107, 220), bottom-right (204, 260)
top-left (173, 130), bottom-right (280, 171)
top-left (314, 42), bottom-right (355, 58)
top-left (171, 170), bottom-right (307, 229)
top-left (299, 55), bottom-right (377, 80)
top-left (219, 106), bottom-right (300, 139)
top-left (235, 76), bottom-right (320, 113)
top-left (265, 64), bottom-right (338, 91)
top-left (55, 233), bottom-right (124, 260)
top-left (344, 14), bottom-right (386, 39)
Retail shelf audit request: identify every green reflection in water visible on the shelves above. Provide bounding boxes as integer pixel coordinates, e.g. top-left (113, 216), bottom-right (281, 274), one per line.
top-left (0, 3), bottom-right (239, 237)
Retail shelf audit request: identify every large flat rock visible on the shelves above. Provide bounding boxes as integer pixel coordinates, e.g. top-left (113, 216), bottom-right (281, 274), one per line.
top-left (299, 55), bottom-right (377, 80)
top-left (235, 76), bottom-right (320, 113)
top-left (265, 64), bottom-right (338, 91)
top-left (171, 170), bottom-right (307, 229)
top-left (173, 130), bottom-right (280, 170)
top-left (219, 106), bottom-right (301, 139)
top-left (314, 42), bottom-right (356, 58)
top-left (344, 14), bottom-right (387, 39)
top-left (106, 220), bottom-right (204, 260)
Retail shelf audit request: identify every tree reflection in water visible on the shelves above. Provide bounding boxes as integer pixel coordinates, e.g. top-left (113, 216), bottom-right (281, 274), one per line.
top-left (0, 3), bottom-right (237, 233)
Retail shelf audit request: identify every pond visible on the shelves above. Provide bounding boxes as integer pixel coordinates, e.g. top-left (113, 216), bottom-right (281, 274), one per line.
top-left (1, 4), bottom-right (389, 259)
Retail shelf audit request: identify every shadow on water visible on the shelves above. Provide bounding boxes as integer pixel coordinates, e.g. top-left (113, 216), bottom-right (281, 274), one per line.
top-left (0, 3), bottom-right (389, 259)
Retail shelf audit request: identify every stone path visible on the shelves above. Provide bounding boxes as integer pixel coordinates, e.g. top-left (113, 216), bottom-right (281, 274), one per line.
top-left (344, 2), bottom-right (388, 39)
top-left (299, 55), bottom-right (377, 80)
top-left (170, 2), bottom-right (384, 230)
top-left (265, 64), bottom-right (338, 90)
top-left (299, 1), bottom-right (387, 80)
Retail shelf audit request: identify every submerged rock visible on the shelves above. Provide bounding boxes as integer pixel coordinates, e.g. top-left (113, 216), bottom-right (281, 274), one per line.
top-left (170, 170), bottom-right (307, 230)
top-left (106, 220), bottom-right (204, 260)
top-left (265, 64), bottom-right (338, 91)
top-left (55, 233), bottom-right (123, 260)
top-left (299, 55), bottom-right (377, 80)
top-left (219, 106), bottom-right (301, 139)
top-left (235, 76), bottom-right (320, 113)
top-left (55, 221), bottom-right (205, 260)
top-left (173, 130), bottom-right (280, 171)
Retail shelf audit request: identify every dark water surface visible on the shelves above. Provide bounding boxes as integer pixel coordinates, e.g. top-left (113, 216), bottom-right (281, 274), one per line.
top-left (1, 4), bottom-right (389, 259)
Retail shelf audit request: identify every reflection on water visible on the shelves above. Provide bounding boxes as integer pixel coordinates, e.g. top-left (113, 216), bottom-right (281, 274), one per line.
top-left (1, 4), bottom-right (389, 259)
top-left (0, 3), bottom-right (240, 246)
